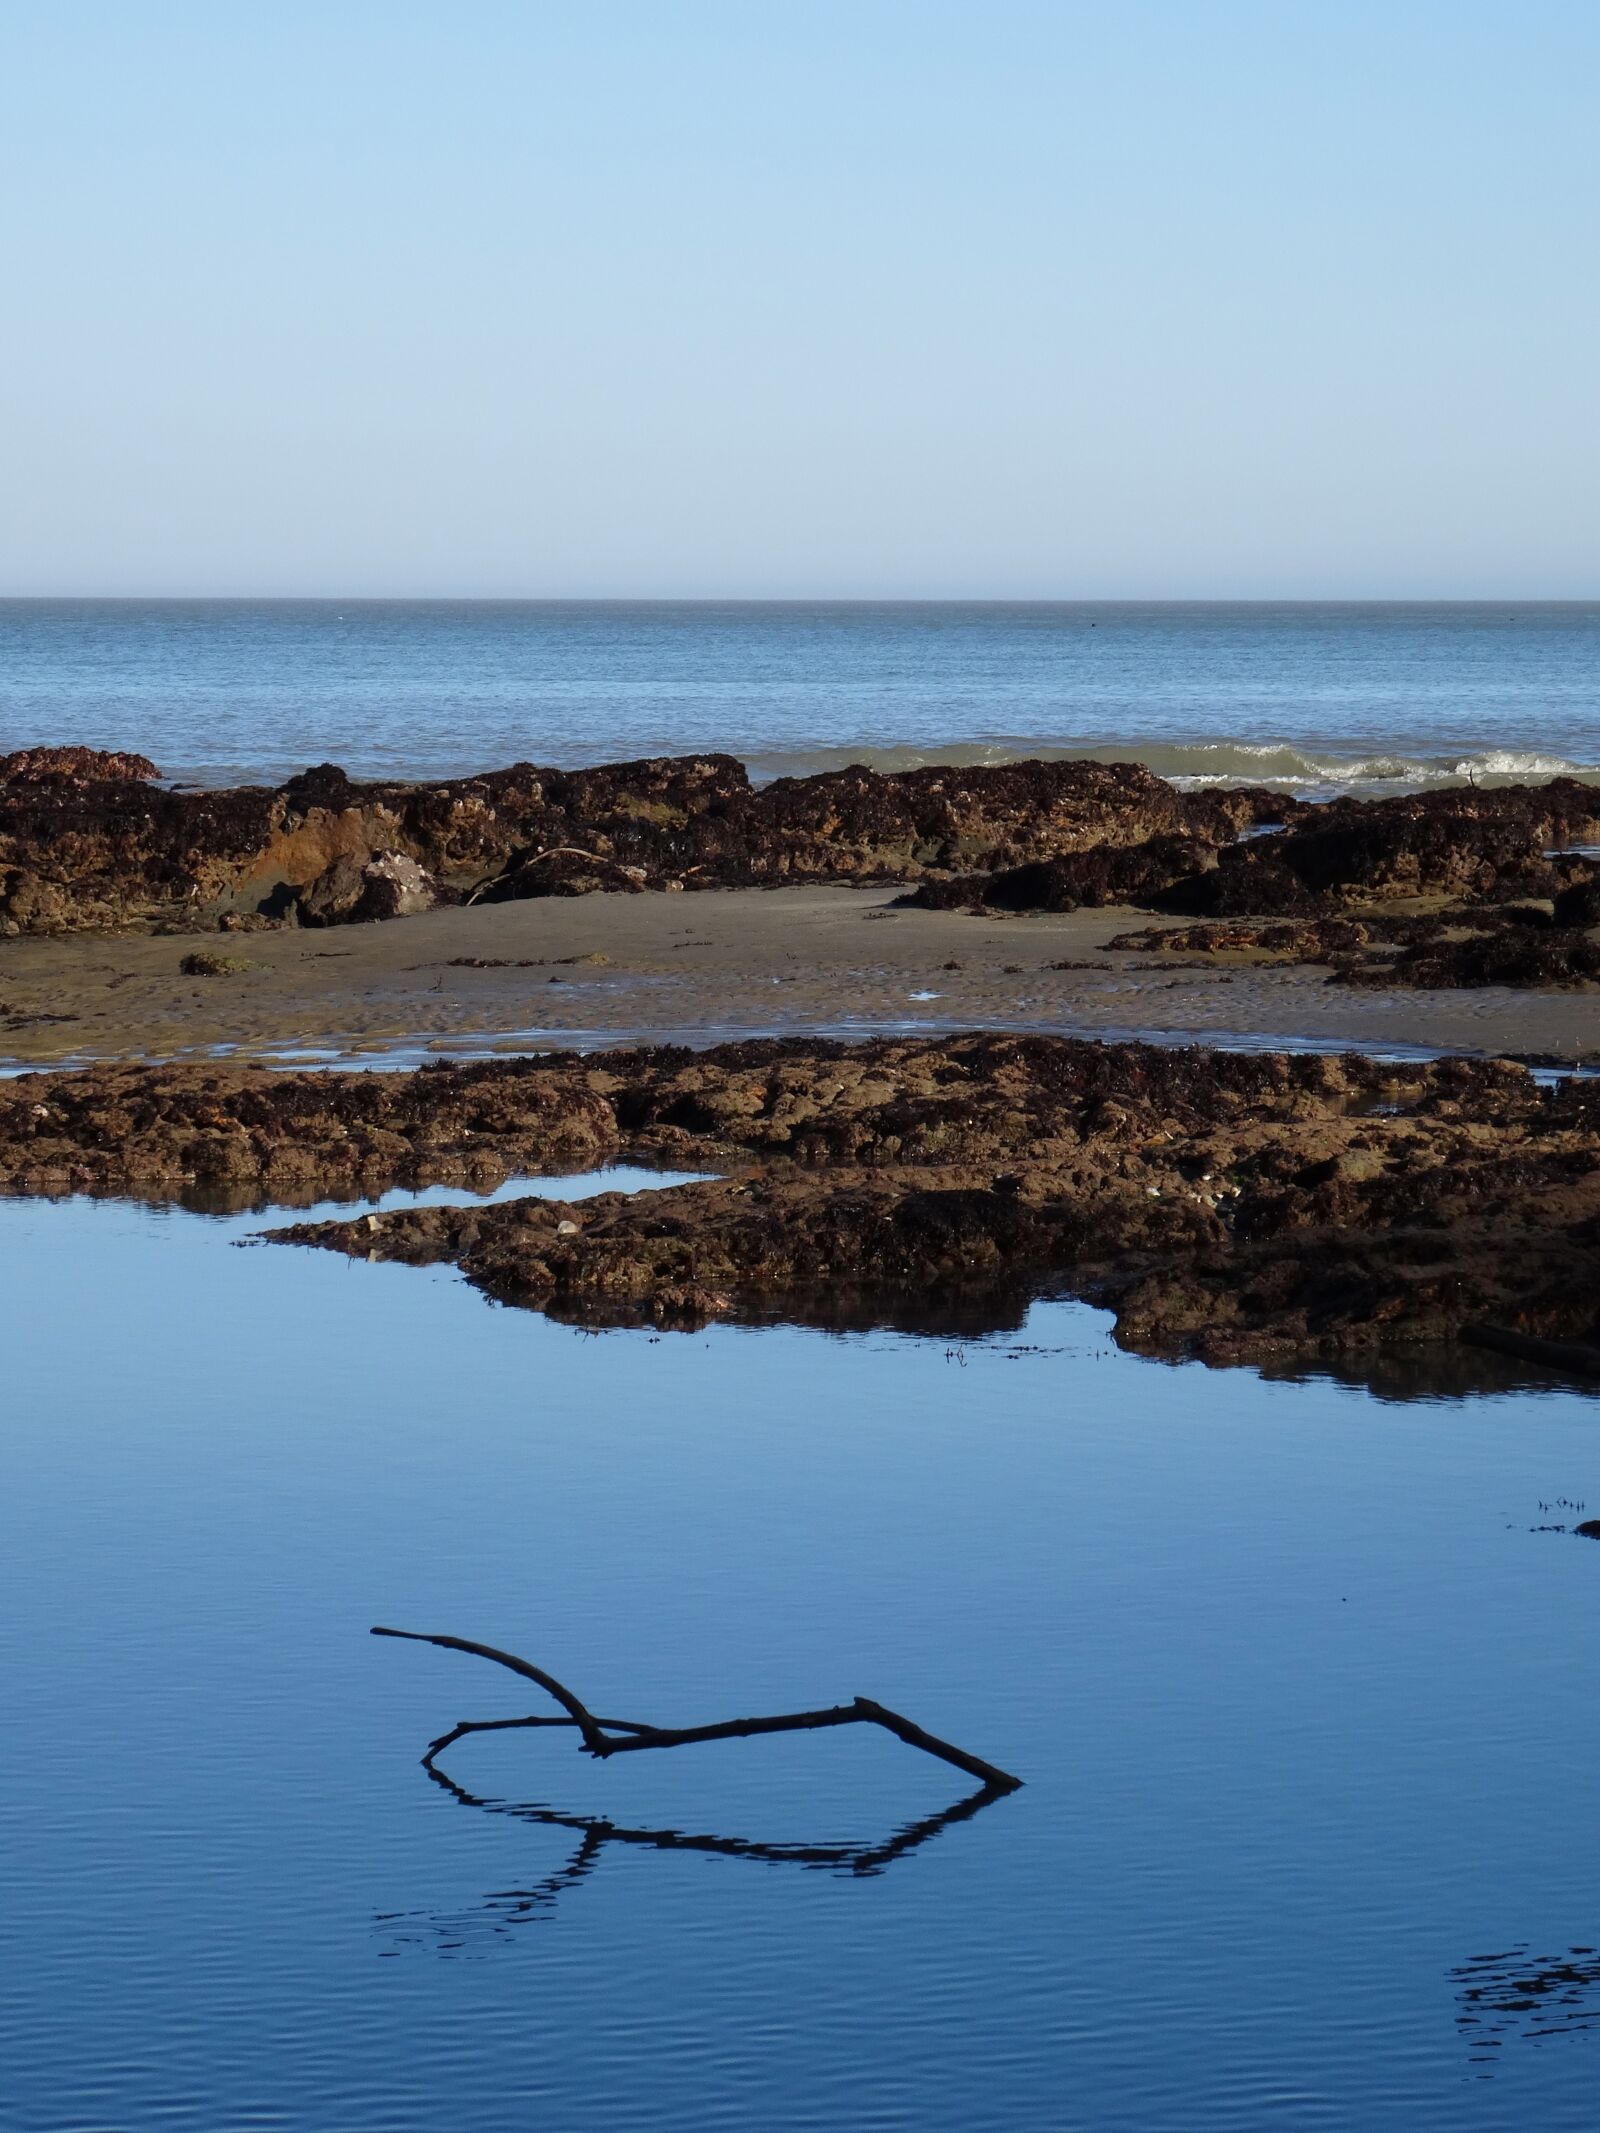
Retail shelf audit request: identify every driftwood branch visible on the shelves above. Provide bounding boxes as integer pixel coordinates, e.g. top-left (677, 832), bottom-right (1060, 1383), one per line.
top-left (464, 847), bottom-right (602, 903)
top-left (371, 1625), bottom-right (1023, 1793)
top-left (372, 1627), bottom-right (616, 1754)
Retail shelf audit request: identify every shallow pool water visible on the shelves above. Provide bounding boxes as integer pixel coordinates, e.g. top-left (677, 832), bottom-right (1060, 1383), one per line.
top-left (260, 1162), bottom-right (720, 1220)
top-left (2, 1190), bottom-right (1598, 2130)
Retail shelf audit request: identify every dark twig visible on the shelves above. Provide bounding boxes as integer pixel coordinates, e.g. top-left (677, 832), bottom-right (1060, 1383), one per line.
top-left (419, 1712), bottom-right (658, 1767)
top-left (372, 1625), bottom-right (1023, 1792)
top-left (590, 1696), bottom-right (1021, 1792)
top-left (371, 1626), bottom-right (614, 1756)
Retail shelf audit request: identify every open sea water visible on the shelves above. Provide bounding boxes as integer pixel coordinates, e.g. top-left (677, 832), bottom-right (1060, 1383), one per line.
top-left (1, 599), bottom-right (1597, 794)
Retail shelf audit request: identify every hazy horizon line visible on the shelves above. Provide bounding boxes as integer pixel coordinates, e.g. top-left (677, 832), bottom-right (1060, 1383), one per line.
top-left (3, 593), bottom-right (1598, 609)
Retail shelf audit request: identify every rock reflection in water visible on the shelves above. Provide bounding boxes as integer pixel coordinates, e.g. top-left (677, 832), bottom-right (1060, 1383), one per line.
top-left (1452, 1945), bottom-right (1600, 2073)
top-left (376, 1763), bottom-right (1013, 1955)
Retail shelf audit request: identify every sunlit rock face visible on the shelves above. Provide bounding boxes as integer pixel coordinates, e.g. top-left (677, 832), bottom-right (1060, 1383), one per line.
top-left (0, 748), bottom-right (1288, 934)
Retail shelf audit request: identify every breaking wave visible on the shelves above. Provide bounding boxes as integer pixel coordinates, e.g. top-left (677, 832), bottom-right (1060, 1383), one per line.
top-left (744, 739), bottom-right (1600, 796)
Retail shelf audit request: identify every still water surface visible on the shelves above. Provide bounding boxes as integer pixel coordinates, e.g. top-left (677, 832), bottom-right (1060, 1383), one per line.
top-left (3, 1185), bottom-right (1598, 2130)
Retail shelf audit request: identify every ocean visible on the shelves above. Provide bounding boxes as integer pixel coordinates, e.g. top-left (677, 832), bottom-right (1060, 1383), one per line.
top-left (2, 598), bottom-right (1597, 793)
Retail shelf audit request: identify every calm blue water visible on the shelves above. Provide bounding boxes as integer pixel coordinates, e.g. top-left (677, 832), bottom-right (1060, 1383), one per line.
top-left (3, 1184), bottom-right (1600, 2130)
top-left (2, 600), bottom-right (1597, 793)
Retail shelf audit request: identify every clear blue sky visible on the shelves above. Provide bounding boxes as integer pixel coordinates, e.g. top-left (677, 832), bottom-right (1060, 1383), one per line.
top-left (3, 2), bottom-right (1595, 597)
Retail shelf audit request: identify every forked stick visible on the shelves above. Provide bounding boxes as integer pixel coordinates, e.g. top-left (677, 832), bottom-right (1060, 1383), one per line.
top-left (371, 1626), bottom-right (1023, 1793)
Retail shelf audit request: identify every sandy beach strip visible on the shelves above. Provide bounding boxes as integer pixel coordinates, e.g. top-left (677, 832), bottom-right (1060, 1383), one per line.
top-left (1, 883), bottom-right (1597, 1071)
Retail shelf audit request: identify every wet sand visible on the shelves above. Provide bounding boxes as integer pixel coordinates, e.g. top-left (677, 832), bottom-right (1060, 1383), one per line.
top-left (2, 884), bottom-right (1596, 1069)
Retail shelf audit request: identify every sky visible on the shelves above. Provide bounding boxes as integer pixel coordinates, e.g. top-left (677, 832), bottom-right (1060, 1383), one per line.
top-left (2, 2), bottom-right (1596, 598)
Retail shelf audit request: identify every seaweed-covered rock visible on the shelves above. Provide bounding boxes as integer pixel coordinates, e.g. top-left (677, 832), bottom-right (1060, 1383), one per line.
top-left (0, 746), bottom-right (159, 785)
top-left (911, 787), bottom-right (1600, 990)
top-left (1106, 901), bottom-right (1600, 992)
top-left (178, 951), bottom-right (260, 977)
top-left (908, 835), bottom-right (1215, 913)
top-left (477, 850), bottom-right (651, 900)
top-left (0, 750), bottom-right (1239, 933)
top-left (1332, 928), bottom-right (1600, 991)
top-left (3, 743), bottom-right (1598, 938)
top-left (3, 1032), bottom-right (1598, 1371)
top-left (1553, 879), bottom-right (1600, 929)
top-left (1154, 847), bottom-right (1321, 917)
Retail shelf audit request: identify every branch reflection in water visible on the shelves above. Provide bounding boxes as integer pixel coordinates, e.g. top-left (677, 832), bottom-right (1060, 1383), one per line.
top-left (377, 1762), bottom-right (1014, 1954)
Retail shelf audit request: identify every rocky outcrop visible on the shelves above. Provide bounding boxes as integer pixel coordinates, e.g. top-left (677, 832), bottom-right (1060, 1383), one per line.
top-left (6, 744), bottom-right (1599, 963)
top-left (0, 746), bottom-right (159, 785)
top-left (0, 748), bottom-right (1289, 936)
top-left (1106, 895), bottom-right (1600, 992)
top-left (3, 1033), bottom-right (1597, 1372)
top-left (1332, 926), bottom-right (1600, 991)
top-left (913, 783), bottom-right (1600, 987)
top-left (920, 784), bottom-right (1600, 920)
top-left (1150, 802), bottom-right (1581, 918)
top-left (296, 850), bottom-right (441, 926)
top-left (1554, 879), bottom-right (1600, 929)
top-left (906, 834), bottom-right (1218, 913)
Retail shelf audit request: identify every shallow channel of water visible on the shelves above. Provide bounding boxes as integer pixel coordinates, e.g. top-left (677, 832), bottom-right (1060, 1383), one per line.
top-left (2, 1184), bottom-right (1598, 2130)
top-left (13, 1021), bottom-right (1599, 1086)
